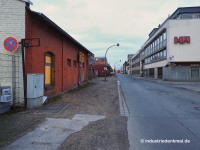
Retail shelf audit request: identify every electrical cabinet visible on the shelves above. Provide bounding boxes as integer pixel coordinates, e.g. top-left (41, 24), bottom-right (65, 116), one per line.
top-left (27, 74), bottom-right (44, 99)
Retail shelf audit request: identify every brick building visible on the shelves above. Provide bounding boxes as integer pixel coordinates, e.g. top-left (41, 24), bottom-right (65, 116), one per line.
top-left (93, 57), bottom-right (112, 77)
top-left (25, 8), bottom-right (92, 97)
top-left (0, 0), bottom-right (93, 111)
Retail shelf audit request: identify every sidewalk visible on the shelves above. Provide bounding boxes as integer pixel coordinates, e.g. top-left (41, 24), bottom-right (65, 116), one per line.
top-left (0, 77), bottom-right (129, 150)
top-left (131, 75), bottom-right (200, 92)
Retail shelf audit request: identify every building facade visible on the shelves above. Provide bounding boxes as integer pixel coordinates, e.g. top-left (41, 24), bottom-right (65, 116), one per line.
top-left (131, 6), bottom-right (200, 81)
top-left (0, 0), bottom-right (31, 110)
top-left (0, 0), bottom-right (93, 112)
top-left (93, 57), bottom-right (112, 77)
top-left (127, 54), bottom-right (134, 74)
top-left (25, 8), bottom-right (92, 98)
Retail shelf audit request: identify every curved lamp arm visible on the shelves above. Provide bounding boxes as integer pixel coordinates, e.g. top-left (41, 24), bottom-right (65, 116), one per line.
top-left (104, 43), bottom-right (120, 81)
top-left (105, 43), bottom-right (120, 66)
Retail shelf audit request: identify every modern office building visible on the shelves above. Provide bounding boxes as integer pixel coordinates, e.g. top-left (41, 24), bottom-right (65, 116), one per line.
top-left (131, 6), bottom-right (200, 81)
top-left (127, 54), bottom-right (134, 74)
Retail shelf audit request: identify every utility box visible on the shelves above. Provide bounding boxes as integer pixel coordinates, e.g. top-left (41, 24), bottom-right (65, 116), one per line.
top-left (27, 74), bottom-right (44, 109)
top-left (0, 86), bottom-right (12, 114)
top-left (0, 86), bottom-right (12, 102)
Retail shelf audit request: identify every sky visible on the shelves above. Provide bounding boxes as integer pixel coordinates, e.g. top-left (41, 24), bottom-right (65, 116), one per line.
top-left (31, 0), bottom-right (200, 69)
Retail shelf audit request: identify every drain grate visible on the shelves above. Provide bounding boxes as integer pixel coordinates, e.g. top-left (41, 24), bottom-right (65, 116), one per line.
top-left (35, 103), bottom-right (68, 114)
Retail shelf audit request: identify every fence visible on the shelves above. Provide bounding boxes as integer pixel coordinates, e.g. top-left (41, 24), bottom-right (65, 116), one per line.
top-left (163, 66), bottom-right (200, 81)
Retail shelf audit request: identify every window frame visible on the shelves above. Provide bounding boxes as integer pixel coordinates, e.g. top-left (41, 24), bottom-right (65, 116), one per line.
top-left (44, 52), bottom-right (55, 89)
top-left (73, 60), bottom-right (77, 68)
top-left (67, 59), bottom-right (71, 67)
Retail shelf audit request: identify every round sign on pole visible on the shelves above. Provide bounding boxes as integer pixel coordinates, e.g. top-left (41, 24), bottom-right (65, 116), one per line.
top-left (3, 36), bottom-right (19, 52)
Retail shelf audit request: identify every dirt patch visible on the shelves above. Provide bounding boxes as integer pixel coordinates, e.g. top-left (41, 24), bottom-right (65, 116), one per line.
top-left (59, 116), bottom-right (128, 150)
top-left (0, 77), bottom-right (129, 150)
top-left (57, 77), bottom-right (120, 118)
top-left (0, 111), bottom-right (44, 149)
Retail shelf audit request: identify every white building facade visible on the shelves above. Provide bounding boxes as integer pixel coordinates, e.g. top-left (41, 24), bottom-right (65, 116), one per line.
top-left (127, 54), bottom-right (134, 75)
top-left (0, 0), bottom-right (31, 107)
top-left (132, 7), bottom-right (200, 81)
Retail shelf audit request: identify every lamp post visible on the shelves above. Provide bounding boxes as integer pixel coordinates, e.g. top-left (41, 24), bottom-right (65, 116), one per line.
top-left (114, 60), bottom-right (121, 74)
top-left (104, 43), bottom-right (120, 81)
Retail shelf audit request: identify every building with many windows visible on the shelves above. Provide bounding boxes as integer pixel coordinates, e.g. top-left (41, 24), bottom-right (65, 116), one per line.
top-left (127, 54), bottom-right (134, 74)
top-left (131, 6), bottom-right (200, 81)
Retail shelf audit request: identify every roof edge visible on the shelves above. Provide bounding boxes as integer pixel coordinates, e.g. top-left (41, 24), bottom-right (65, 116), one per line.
top-left (26, 7), bottom-right (93, 54)
top-left (18, 0), bottom-right (33, 5)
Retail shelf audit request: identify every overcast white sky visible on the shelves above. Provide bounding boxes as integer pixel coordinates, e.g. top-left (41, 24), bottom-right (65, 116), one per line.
top-left (31, 0), bottom-right (200, 69)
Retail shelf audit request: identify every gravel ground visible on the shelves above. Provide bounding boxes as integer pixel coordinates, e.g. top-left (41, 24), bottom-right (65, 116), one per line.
top-left (0, 76), bottom-right (129, 150)
top-left (59, 116), bottom-right (128, 150)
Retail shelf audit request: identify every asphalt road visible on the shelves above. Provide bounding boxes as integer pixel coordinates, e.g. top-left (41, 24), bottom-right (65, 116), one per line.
top-left (117, 74), bottom-right (200, 150)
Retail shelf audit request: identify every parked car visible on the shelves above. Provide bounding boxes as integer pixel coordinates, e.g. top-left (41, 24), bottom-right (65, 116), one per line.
top-left (110, 71), bottom-right (115, 75)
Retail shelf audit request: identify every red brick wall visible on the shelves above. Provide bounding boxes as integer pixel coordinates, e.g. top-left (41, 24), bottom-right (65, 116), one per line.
top-left (62, 39), bottom-right (79, 91)
top-left (93, 64), bottom-right (106, 77)
top-left (25, 9), bottom-right (89, 97)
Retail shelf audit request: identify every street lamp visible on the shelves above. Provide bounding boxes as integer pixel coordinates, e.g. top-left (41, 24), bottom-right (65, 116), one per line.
top-left (104, 43), bottom-right (120, 81)
top-left (114, 60), bottom-right (121, 74)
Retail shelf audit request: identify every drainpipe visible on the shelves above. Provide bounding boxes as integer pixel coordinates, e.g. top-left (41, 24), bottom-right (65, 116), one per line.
top-left (62, 37), bottom-right (64, 92)
top-left (21, 40), bottom-right (27, 109)
top-left (78, 49), bottom-right (82, 86)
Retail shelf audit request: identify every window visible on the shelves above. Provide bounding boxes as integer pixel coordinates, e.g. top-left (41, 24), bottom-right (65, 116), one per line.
top-left (163, 32), bottom-right (167, 47)
top-left (148, 46), bottom-right (150, 54)
top-left (163, 50), bottom-right (167, 58)
top-left (150, 43), bottom-right (153, 53)
top-left (45, 52), bottom-right (55, 87)
top-left (159, 51), bottom-right (163, 59)
top-left (163, 32), bottom-right (166, 40)
top-left (67, 59), bottom-right (71, 67)
top-left (160, 35), bottom-right (163, 48)
top-left (156, 38), bottom-right (159, 50)
top-left (159, 35), bottom-right (162, 43)
top-left (73, 60), bottom-right (77, 67)
top-left (157, 38), bottom-right (159, 45)
top-left (191, 66), bottom-right (199, 78)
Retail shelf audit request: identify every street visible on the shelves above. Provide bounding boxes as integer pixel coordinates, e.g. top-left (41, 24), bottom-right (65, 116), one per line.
top-left (117, 74), bottom-right (200, 150)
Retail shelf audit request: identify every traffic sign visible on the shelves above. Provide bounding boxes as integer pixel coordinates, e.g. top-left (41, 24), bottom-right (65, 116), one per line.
top-left (3, 36), bottom-right (18, 52)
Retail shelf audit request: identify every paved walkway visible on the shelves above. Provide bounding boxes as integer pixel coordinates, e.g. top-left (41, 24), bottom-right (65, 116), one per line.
top-left (4, 114), bottom-right (105, 150)
top-left (0, 77), bottom-right (129, 150)
top-left (132, 75), bottom-right (200, 92)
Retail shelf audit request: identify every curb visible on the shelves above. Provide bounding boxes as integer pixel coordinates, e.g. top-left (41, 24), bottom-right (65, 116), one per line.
top-left (117, 81), bottom-right (130, 117)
